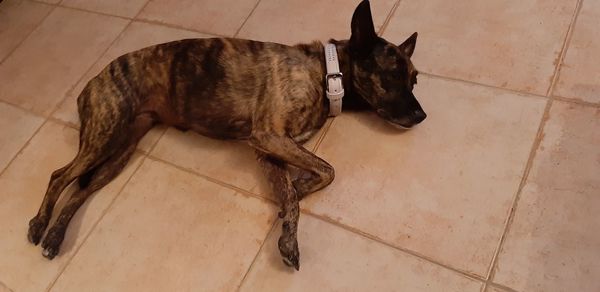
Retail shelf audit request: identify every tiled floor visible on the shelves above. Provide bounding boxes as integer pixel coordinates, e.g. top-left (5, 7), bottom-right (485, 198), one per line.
top-left (0, 0), bottom-right (598, 291)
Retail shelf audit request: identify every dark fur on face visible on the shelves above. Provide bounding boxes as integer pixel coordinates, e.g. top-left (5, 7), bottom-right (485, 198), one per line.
top-left (27, 0), bottom-right (425, 270)
top-left (346, 0), bottom-right (426, 128)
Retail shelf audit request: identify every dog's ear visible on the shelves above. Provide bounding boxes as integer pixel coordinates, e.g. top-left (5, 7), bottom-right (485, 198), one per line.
top-left (349, 0), bottom-right (378, 58)
top-left (399, 32), bottom-right (418, 58)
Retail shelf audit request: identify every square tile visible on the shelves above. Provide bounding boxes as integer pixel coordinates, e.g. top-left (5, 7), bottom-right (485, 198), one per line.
top-left (0, 7), bottom-right (128, 116)
top-left (554, 1), bottom-right (600, 103)
top-left (237, 0), bottom-right (397, 45)
top-left (240, 215), bottom-right (482, 292)
top-left (0, 102), bottom-right (44, 171)
top-left (0, 121), bottom-right (143, 292)
top-left (151, 121), bottom-right (326, 198)
top-left (50, 159), bottom-right (276, 292)
top-left (383, 0), bottom-right (579, 95)
top-left (138, 0), bottom-right (259, 36)
top-left (0, 0), bottom-right (53, 62)
top-left (53, 21), bottom-right (209, 152)
top-left (494, 102), bottom-right (600, 292)
top-left (60, 0), bottom-right (149, 18)
top-left (303, 76), bottom-right (546, 275)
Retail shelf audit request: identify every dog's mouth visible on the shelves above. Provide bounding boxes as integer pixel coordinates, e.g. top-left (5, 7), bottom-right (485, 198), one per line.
top-left (376, 109), bottom-right (424, 130)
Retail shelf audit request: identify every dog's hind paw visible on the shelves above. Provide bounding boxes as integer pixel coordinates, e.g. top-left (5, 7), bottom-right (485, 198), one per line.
top-left (40, 226), bottom-right (65, 260)
top-left (278, 234), bottom-right (300, 271)
top-left (27, 216), bottom-right (48, 245)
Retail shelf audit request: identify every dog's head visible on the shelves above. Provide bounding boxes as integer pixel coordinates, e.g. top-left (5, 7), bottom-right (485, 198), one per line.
top-left (347, 0), bottom-right (426, 129)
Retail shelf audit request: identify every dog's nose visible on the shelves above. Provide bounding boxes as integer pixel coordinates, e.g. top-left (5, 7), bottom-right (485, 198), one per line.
top-left (412, 109), bottom-right (427, 123)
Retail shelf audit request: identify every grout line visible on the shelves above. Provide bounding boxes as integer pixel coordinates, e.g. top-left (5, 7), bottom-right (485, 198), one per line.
top-left (421, 72), bottom-right (548, 100)
top-left (488, 282), bottom-right (521, 292)
top-left (235, 220), bottom-right (278, 292)
top-left (0, 280), bottom-right (14, 292)
top-left (546, 0), bottom-right (585, 97)
top-left (301, 210), bottom-right (486, 283)
top-left (133, 18), bottom-right (228, 38)
top-left (483, 0), bottom-right (584, 289)
top-left (52, 4), bottom-right (131, 21)
top-left (0, 119), bottom-right (48, 178)
top-left (378, 0), bottom-right (402, 35)
top-left (312, 118), bottom-right (335, 153)
top-left (483, 91), bottom-right (553, 288)
top-left (45, 154), bottom-right (150, 291)
top-left (233, 0), bottom-right (262, 38)
top-left (146, 154), bottom-right (278, 205)
top-left (28, 0), bottom-right (58, 5)
top-left (0, 2), bottom-right (56, 66)
top-left (552, 95), bottom-right (600, 108)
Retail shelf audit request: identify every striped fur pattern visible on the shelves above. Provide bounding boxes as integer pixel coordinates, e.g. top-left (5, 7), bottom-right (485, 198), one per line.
top-left (28, 0), bottom-right (426, 270)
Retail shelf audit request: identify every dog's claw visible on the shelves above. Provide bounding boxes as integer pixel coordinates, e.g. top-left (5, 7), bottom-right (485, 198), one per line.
top-left (28, 216), bottom-right (47, 245)
top-left (42, 247), bottom-right (57, 259)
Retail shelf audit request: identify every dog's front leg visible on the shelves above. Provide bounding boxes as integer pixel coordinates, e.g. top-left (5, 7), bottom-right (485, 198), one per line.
top-left (250, 132), bottom-right (335, 197)
top-left (256, 153), bottom-right (300, 270)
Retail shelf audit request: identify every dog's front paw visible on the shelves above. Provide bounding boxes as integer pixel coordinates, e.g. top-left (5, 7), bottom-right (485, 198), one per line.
top-left (28, 216), bottom-right (48, 245)
top-left (278, 234), bottom-right (300, 271)
top-left (41, 226), bottom-right (65, 260)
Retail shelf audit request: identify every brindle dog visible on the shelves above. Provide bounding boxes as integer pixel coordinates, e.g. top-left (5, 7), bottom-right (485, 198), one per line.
top-left (27, 0), bottom-right (426, 270)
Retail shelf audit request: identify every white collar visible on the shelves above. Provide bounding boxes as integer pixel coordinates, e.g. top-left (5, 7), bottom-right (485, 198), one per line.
top-left (324, 44), bottom-right (344, 116)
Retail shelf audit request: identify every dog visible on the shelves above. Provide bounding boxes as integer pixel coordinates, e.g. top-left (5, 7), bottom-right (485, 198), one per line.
top-left (27, 0), bottom-right (426, 270)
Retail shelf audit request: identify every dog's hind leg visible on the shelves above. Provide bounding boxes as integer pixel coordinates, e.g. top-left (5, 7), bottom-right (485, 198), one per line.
top-left (27, 151), bottom-right (108, 245)
top-left (256, 153), bottom-right (300, 270)
top-left (40, 114), bottom-right (154, 259)
top-left (28, 83), bottom-right (136, 246)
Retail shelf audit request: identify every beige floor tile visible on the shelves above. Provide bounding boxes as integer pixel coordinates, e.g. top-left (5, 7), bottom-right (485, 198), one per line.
top-left (302, 76), bottom-right (546, 275)
top-left (494, 101), bottom-right (600, 292)
top-left (151, 128), bottom-right (263, 193)
top-left (0, 0), bottom-right (53, 62)
top-left (53, 21), bottom-right (209, 152)
top-left (152, 121), bottom-right (324, 198)
top-left (0, 7), bottom-right (128, 116)
top-left (384, 0), bottom-right (578, 95)
top-left (0, 282), bottom-right (10, 292)
top-left (240, 215), bottom-right (482, 292)
top-left (51, 159), bottom-right (276, 292)
top-left (0, 121), bottom-right (143, 292)
top-left (0, 102), bottom-right (44, 171)
top-left (554, 1), bottom-right (600, 103)
top-left (237, 0), bottom-right (396, 45)
top-left (60, 0), bottom-right (149, 18)
top-left (138, 0), bottom-right (259, 36)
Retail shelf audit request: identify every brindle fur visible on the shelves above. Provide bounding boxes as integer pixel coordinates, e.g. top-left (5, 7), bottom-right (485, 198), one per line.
top-left (28, 0), bottom-right (426, 269)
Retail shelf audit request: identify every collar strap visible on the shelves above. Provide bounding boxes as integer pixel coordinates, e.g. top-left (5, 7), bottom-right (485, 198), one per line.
top-left (324, 44), bottom-right (344, 116)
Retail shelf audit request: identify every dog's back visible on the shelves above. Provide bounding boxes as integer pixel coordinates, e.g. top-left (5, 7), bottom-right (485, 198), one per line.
top-left (80, 38), bottom-right (329, 141)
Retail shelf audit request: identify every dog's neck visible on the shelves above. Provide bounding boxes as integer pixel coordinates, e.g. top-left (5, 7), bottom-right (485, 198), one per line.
top-left (326, 40), bottom-right (372, 112)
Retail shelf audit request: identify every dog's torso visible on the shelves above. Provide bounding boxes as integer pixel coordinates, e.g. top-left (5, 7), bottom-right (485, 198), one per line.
top-left (83, 38), bottom-right (330, 143)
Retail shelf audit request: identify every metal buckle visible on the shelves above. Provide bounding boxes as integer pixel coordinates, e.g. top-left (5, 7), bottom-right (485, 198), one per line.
top-left (325, 72), bottom-right (343, 87)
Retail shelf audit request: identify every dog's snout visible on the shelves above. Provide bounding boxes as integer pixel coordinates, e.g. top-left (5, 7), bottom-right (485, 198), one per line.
top-left (412, 109), bottom-right (427, 123)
